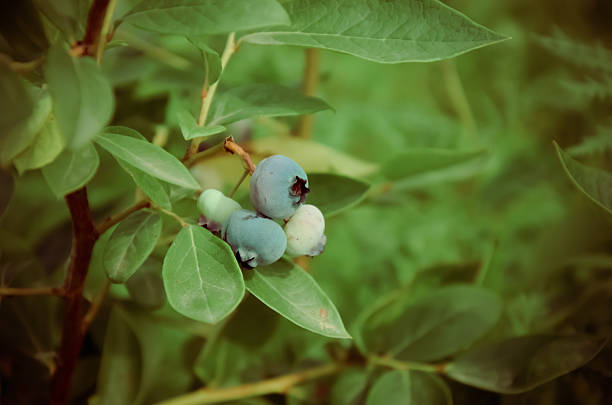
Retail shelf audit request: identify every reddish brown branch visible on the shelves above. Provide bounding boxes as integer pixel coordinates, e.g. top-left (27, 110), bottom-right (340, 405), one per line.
top-left (224, 136), bottom-right (256, 174)
top-left (50, 188), bottom-right (99, 405)
top-left (77, 0), bottom-right (112, 57)
top-left (0, 286), bottom-right (64, 297)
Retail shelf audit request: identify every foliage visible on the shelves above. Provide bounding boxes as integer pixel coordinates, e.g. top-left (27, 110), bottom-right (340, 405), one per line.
top-left (1, 0), bottom-right (611, 404)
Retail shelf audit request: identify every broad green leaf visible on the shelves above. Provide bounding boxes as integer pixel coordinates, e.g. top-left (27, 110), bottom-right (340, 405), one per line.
top-left (241, 0), bottom-right (507, 63)
top-left (105, 125), bottom-right (148, 141)
top-left (162, 225), bottom-right (245, 323)
top-left (124, 0), bottom-right (290, 35)
top-left (41, 142), bottom-right (100, 198)
top-left (0, 169), bottom-right (14, 217)
top-left (554, 142), bottom-right (612, 215)
top-left (1, 85), bottom-right (51, 165)
top-left (116, 159), bottom-right (173, 210)
top-left (366, 370), bottom-right (451, 405)
top-left (95, 132), bottom-right (200, 190)
top-left (244, 259), bottom-right (350, 339)
top-left (125, 258), bottom-right (166, 309)
top-left (177, 110), bottom-right (226, 140)
top-left (103, 210), bottom-right (162, 283)
top-left (45, 44), bottom-right (114, 150)
top-left (357, 285), bottom-right (501, 361)
top-left (330, 370), bottom-right (370, 405)
top-left (0, 62), bottom-right (33, 135)
top-left (209, 84), bottom-right (331, 126)
top-left (32, 0), bottom-right (90, 41)
top-left (445, 335), bottom-right (607, 394)
top-left (13, 117), bottom-right (65, 174)
top-left (306, 173), bottom-right (370, 217)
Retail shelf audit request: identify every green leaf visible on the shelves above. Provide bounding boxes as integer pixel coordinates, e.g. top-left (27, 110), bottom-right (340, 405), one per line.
top-left (244, 259), bottom-right (350, 339)
top-left (366, 370), bottom-right (451, 405)
top-left (187, 37), bottom-right (222, 85)
top-left (0, 64), bottom-right (33, 144)
top-left (330, 370), bottom-right (370, 405)
top-left (41, 142), bottom-right (100, 198)
top-left (13, 116), bottom-right (65, 174)
top-left (32, 0), bottom-right (90, 41)
top-left (124, 0), bottom-right (290, 35)
top-left (209, 84), bottom-right (331, 126)
top-left (177, 110), bottom-right (226, 140)
top-left (382, 148), bottom-right (486, 189)
top-left (45, 43), bottom-right (114, 149)
top-left (125, 258), bottom-right (166, 310)
top-left (103, 210), bottom-right (162, 283)
top-left (1, 85), bottom-right (51, 165)
top-left (162, 225), bottom-right (245, 323)
top-left (356, 285), bottom-right (501, 362)
top-left (306, 173), bottom-right (370, 217)
top-left (95, 132), bottom-right (200, 190)
top-left (445, 335), bottom-right (607, 394)
top-left (554, 142), bottom-right (612, 215)
top-left (0, 169), bottom-right (14, 217)
top-left (116, 159), bottom-right (173, 210)
top-left (241, 0), bottom-right (507, 64)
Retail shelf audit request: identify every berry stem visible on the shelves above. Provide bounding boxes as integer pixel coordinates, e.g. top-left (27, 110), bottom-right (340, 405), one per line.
top-left (296, 48), bottom-right (321, 139)
top-left (223, 136), bottom-right (256, 174)
top-left (228, 169), bottom-right (249, 198)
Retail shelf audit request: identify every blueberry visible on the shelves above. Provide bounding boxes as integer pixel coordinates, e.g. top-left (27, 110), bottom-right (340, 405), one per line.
top-left (197, 189), bottom-right (241, 232)
top-left (222, 209), bottom-right (287, 268)
top-left (284, 204), bottom-right (326, 257)
top-left (250, 155), bottom-right (309, 219)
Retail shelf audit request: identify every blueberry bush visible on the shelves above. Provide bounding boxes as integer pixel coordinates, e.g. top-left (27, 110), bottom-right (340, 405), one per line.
top-left (1, 0), bottom-right (612, 404)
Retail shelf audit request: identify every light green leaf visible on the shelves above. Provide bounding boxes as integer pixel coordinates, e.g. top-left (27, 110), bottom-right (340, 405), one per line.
top-left (306, 173), bottom-right (370, 217)
top-left (187, 37), bottom-right (222, 85)
top-left (177, 110), bottom-right (226, 140)
top-left (366, 370), bottom-right (451, 405)
top-left (116, 159), bottom-right (173, 210)
top-left (45, 43), bottom-right (114, 149)
top-left (1, 84), bottom-right (50, 165)
top-left (245, 259), bottom-right (350, 339)
top-left (103, 210), bottom-right (162, 283)
top-left (241, 0), bottom-right (507, 63)
top-left (95, 132), bottom-right (200, 190)
top-left (555, 142), bottom-right (612, 215)
top-left (356, 285), bottom-right (501, 361)
top-left (13, 117), bottom-right (65, 174)
top-left (209, 84), bottom-right (331, 126)
top-left (41, 142), bottom-right (100, 198)
top-left (445, 335), bottom-right (607, 394)
top-left (124, 0), bottom-right (290, 35)
top-left (162, 225), bottom-right (245, 323)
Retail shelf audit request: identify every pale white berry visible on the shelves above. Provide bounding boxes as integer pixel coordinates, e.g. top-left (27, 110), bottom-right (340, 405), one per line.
top-left (284, 204), bottom-right (326, 257)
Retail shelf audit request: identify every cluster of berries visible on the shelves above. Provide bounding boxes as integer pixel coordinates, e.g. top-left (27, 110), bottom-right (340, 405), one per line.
top-left (197, 155), bottom-right (326, 268)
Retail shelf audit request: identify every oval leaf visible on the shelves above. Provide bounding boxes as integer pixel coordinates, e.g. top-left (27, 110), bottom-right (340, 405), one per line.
top-left (306, 173), bottom-right (370, 217)
top-left (162, 225), bottom-right (245, 323)
top-left (357, 285), bottom-right (502, 362)
top-left (124, 0), bottom-right (290, 35)
top-left (209, 84), bottom-right (331, 126)
top-left (244, 259), bottom-right (350, 339)
top-left (95, 132), bottom-right (200, 190)
top-left (555, 142), bottom-right (612, 215)
top-left (366, 370), bottom-right (451, 405)
top-left (241, 0), bottom-right (508, 63)
top-left (445, 335), bottom-right (607, 394)
top-left (41, 142), bottom-right (100, 198)
top-left (45, 43), bottom-right (114, 149)
top-left (103, 210), bottom-right (162, 283)
top-left (116, 159), bottom-right (173, 210)
top-left (13, 116), bottom-right (65, 174)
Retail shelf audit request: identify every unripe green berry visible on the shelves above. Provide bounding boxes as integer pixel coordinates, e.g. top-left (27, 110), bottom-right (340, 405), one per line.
top-left (197, 189), bottom-right (241, 229)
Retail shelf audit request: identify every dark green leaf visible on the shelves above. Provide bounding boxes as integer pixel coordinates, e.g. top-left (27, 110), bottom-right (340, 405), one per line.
top-left (125, 258), bottom-right (166, 309)
top-left (555, 142), bottom-right (612, 215)
top-left (177, 110), bottom-right (226, 140)
top-left (95, 132), bottom-right (200, 190)
top-left (245, 259), bottom-right (350, 339)
top-left (330, 370), bottom-right (370, 405)
top-left (124, 0), bottom-right (290, 35)
top-left (306, 173), bottom-right (370, 217)
top-left (445, 335), bottom-right (607, 394)
top-left (241, 0), bottom-right (507, 63)
top-left (32, 0), bottom-right (90, 41)
top-left (209, 84), bottom-right (331, 126)
top-left (116, 159), bottom-right (173, 210)
top-left (13, 116), bottom-right (65, 174)
top-left (0, 64), bottom-right (33, 138)
top-left (0, 169), bottom-right (14, 217)
top-left (356, 285), bottom-right (502, 362)
top-left (162, 225), bottom-right (245, 323)
top-left (366, 370), bottom-right (451, 405)
top-left (41, 142), bottom-right (100, 198)
top-left (45, 43), bottom-right (114, 149)
top-left (103, 210), bottom-right (162, 283)
top-left (187, 37), bottom-right (222, 85)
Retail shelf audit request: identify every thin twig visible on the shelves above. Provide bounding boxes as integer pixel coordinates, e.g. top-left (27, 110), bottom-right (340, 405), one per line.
top-left (368, 355), bottom-right (445, 374)
top-left (228, 169), bottom-right (249, 198)
top-left (155, 363), bottom-right (345, 405)
top-left (0, 286), bottom-right (64, 297)
top-left (155, 206), bottom-right (188, 227)
top-left (187, 32), bottom-right (237, 158)
top-left (296, 48), bottom-right (321, 139)
top-left (96, 200), bottom-right (151, 235)
top-left (94, 0), bottom-right (118, 62)
top-left (81, 280), bottom-right (110, 333)
top-left (224, 136), bottom-right (256, 174)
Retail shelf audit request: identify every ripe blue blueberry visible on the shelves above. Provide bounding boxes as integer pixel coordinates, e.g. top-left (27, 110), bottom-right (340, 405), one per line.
top-left (250, 155), bottom-right (309, 219)
top-left (197, 189), bottom-right (241, 232)
top-left (284, 204), bottom-right (326, 257)
top-left (222, 209), bottom-right (287, 268)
